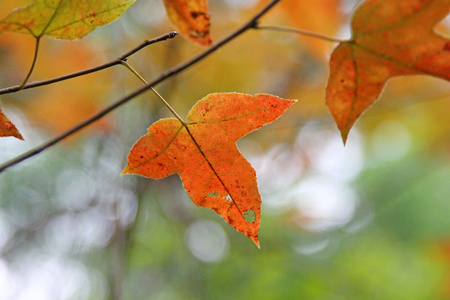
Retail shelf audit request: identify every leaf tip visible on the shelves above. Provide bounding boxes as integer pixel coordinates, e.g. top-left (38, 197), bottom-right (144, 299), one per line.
top-left (341, 131), bottom-right (348, 145)
top-left (0, 131), bottom-right (23, 140)
top-left (288, 99), bottom-right (298, 106)
top-left (0, 109), bottom-right (24, 140)
top-left (16, 133), bottom-right (24, 141)
top-left (247, 234), bottom-right (260, 248)
top-left (121, 167), bottom-right (131, 176)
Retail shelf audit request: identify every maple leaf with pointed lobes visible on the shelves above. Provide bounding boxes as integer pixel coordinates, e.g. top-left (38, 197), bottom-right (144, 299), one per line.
top-left (0, 108), bottom-right (23, 140)
top-left (122, 93), bottom-right (296, 247)
top-left (326, 0), bottom-right (450, 143)
top-left (162, 0), bottom-right (212, 46)
top-left (0, 0), bottom-right (134, 39)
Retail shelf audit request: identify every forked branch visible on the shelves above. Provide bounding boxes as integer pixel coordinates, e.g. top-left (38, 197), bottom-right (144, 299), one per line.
top-left (0, 31), bottom-right (178, 95)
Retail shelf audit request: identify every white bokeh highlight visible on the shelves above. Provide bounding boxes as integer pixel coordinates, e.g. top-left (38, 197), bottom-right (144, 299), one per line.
top-left (185, 220), bottom-right (229, 263)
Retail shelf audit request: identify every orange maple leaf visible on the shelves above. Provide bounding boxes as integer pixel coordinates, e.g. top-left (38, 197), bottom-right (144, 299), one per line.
top-left (122, 93), bottom-right (296, 246)
top-left (326, 0), bottom-right (450, 142)
top-left (162, 0), bottom-right (212, 46)
top-left (0, 108), bottom-right (23, 140)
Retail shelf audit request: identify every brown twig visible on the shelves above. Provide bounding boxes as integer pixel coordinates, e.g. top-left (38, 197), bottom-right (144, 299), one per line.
top-left (0, 0), bottom-right (282, 172)
top-left (0, 31), bottom-right (178, 95)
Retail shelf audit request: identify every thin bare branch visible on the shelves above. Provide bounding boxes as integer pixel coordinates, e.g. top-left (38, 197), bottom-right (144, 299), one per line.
top-left (0, 31), bottom-right (178, 95)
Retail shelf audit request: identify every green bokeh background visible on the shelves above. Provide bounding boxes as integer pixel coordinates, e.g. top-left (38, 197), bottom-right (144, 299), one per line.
top-left (1, 0), bottom-right (450, 299)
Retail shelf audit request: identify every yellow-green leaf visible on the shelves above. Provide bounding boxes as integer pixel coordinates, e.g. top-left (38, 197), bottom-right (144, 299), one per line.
top-left (0, 0), bottom-right (134, 39)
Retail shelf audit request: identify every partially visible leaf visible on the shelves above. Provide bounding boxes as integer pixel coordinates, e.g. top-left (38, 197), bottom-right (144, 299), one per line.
top-left (123, 93), bottom-right (296, 246)
top-left (326, 0), bottom-right (450, 142)
top-left (162, 0), bottom-right (212, 46)
top-left (0, 0), bottom-right (135, 39)
top-left (0, 108), bottom-right (23, 140)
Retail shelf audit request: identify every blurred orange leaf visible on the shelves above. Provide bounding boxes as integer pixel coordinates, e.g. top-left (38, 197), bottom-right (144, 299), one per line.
top-left (0, 108), bottom-right (23, 140)
top-left (123, 93), bottom-right (296, 246)
top-left (280, 0), bottom-right (342, 59)
top-left (326, 0), bottom-right (450, 142)
top-left (23, 84), bottom-right (110, 134)
top-left (0, 0), bottom-right (134, 39)
top-left (162, 0), bottom-right (212, 46)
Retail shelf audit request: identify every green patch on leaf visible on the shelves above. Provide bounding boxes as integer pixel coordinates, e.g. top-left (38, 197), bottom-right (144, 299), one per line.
top-left (243, 210), bottom-right (256, 223)
top-left (208, 192), bottom-right (219, 197)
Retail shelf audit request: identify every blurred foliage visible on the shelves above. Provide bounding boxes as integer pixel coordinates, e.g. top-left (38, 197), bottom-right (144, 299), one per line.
top-left (0, 0), bottom-right (450, 299)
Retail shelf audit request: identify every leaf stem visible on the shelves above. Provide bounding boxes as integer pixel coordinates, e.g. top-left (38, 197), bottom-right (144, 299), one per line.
top-left (18, 37), bottom-right (41, 90)
top-left (120, 61), bottom-right (186, 125)
top-left (254, 25), bottom-right (347, 43)
top-left (0, 0), bottom-right (282, 173)
top-left (120, 61), bottom-right (148, 84)
top-left (0, 31), bottom-right (178, 95)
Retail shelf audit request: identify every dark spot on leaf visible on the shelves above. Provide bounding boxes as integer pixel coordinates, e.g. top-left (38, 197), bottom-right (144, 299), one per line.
top-left (444, 42), bottom-right (450, 51)
top-left (191, 11), bottom-right (204, 19)
top-left (140, 156), bottom-right (143, 159)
